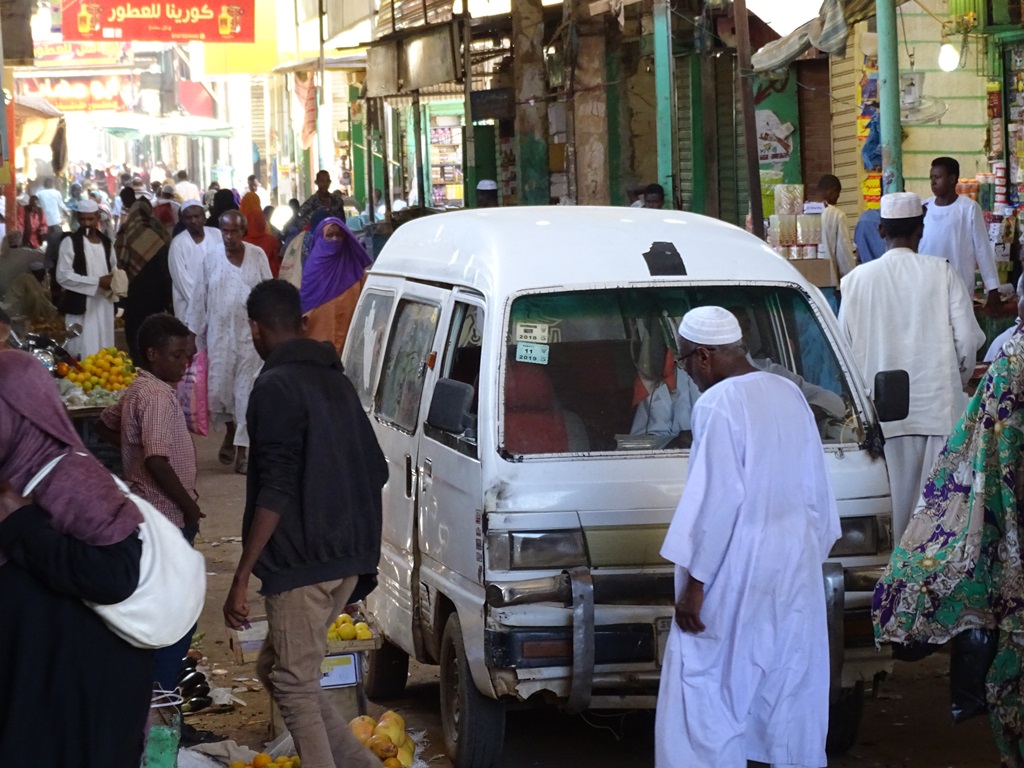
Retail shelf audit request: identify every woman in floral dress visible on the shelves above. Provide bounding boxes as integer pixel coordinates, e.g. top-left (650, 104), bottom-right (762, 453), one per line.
top-left (874, 302), bottom-right (1024, 765)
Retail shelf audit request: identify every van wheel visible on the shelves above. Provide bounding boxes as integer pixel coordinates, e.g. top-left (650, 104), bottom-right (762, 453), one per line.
top-left (826, 682), bottom-right (864, 754)
top-left (439, 613), bottom-right (505, 768)
top-left (363, 637), bottom-right (409, 700)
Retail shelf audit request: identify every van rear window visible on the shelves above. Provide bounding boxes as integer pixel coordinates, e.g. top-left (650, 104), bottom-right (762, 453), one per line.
top-left (501, 286), bottom-right (860, 455)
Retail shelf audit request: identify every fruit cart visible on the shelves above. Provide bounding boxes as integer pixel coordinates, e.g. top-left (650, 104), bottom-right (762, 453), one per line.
top-left (230, 609), bottom-right (384, 738)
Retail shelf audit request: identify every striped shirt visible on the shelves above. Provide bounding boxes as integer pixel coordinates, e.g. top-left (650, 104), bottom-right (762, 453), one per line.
top-left (99, 369), bottom-right (197, 528)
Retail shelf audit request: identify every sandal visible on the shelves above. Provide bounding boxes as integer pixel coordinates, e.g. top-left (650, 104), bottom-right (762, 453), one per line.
top-left (234, 451), bottom-right (248, 475)
top-left (218, 439), bottom-right (234, 466)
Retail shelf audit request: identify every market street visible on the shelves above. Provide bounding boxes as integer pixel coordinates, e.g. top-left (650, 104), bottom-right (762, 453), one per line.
top-left (186, 435), bottom-right (1001, 768)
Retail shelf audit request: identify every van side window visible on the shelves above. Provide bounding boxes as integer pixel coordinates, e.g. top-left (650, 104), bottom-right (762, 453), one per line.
top-left (375, 299), bottom-right (441, 434)
top-left (441, 303), bottom-right (483, 417)
top-left (342, 290), bottom-right (396, 410)
top-left (424, 303), bottom-right (484, 456)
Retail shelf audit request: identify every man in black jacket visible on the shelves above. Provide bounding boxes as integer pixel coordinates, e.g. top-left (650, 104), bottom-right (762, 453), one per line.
top-left (224, 280), bottom-right (386, 768)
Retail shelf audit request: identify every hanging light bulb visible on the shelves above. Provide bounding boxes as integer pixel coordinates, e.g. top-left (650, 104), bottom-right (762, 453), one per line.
top-left (938, 36), bottom-right (960, 72)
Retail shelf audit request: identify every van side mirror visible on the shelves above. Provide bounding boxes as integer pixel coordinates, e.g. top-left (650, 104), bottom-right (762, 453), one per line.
top-left (428, 378), bottom-right (474, 434)
top-left (874, 370), bottom-right (909, 423)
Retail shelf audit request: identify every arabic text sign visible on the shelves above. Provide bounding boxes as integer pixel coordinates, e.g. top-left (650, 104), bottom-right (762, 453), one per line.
top-left (34, 41), bottom-right (130, 67)
top-left (18, 75), bottom-right (140, 112)
top-left (62, 1), bottom-right (255, 43)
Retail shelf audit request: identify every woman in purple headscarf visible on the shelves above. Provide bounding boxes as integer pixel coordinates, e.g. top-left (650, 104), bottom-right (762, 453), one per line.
top-left (300, 216), bottom-right (372, 355)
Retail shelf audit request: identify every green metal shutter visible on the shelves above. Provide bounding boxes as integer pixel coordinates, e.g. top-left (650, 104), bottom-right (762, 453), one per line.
top-left (675, 53), bottom-right (695, 210)
top-left (716, 54), bottom-right (745, 228)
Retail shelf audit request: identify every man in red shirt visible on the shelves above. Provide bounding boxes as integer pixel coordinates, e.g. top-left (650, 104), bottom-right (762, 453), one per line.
top-left (97, 313), bottom-right (202, 690)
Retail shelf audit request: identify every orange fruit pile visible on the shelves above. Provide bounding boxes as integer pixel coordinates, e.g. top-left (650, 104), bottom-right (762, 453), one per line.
top-left (228, 754), bottom-right (300, 768)
top-left (64, 347), bottom-right (137, 392)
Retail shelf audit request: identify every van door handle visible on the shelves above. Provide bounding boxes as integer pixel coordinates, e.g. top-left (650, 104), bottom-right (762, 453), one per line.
top-left (421, 459), bottom-right (433, 492)
top-left (405, 454), bottom-right (414, 498)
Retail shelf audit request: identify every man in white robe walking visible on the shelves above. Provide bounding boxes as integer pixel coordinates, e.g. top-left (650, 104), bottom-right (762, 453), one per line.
top-left (656, 306), bottom-right (841, 768)
top-left (55, 199), bottom-right (115, 358)
top-left (186, 210), bottom-right (272, 475)
top-left (168, 200), bottom-right (223, 320)
top-left (838, 192), bottom-right (984, 542)
top-left (919, 156), bottom-right (1001, 310)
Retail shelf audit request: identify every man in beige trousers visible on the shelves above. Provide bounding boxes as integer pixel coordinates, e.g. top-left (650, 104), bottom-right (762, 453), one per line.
top-left (224, 280), bottom-right (388, 768)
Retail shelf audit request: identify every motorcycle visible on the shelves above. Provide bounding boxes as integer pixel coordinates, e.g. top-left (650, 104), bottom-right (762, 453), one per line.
top-left (7, 324), bottom-right (82, 377)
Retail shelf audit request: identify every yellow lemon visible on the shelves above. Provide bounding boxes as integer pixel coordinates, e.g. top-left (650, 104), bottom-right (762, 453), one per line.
top-left (338, 623), bottom-right (357, 641)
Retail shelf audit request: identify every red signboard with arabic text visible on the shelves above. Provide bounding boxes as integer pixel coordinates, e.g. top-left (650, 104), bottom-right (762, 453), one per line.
top-left (62, 0), bottom-right (255, 43)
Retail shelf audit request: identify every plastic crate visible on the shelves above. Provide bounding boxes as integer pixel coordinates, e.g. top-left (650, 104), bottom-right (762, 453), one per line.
top-left (71, 412), bottom-right (124, 476)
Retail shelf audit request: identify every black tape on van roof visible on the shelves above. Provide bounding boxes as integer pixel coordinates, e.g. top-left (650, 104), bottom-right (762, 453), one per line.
top-left (643, 242), bottom-right (687, 276)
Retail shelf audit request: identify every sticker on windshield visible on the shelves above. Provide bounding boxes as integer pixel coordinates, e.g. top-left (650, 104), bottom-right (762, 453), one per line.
top-left (515, 342), bottom-right (550, 365)
top-left (515, 322), bottom-right (549, 344)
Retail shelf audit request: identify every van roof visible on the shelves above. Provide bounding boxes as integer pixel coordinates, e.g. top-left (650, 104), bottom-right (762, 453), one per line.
top-left (371, 206), bottom-right (814, 297)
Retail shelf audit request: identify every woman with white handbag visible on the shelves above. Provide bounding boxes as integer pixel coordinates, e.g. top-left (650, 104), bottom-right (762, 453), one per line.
top-left (0, 350), bottom-right (154, 767)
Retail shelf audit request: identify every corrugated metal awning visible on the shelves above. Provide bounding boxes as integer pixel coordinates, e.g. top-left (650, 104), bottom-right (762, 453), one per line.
top-left (376, 0), bottom-right (456, 36)
top-left (273, 52), bottom-right (368, 74)
top-left (751, 0), bottom-right (909, 73)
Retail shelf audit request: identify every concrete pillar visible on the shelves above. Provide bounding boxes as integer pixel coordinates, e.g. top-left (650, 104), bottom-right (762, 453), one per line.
top-left (653, 0), bottom-right (674, 204)
top-left (512, 0), bottom-right (550, 206)
top-left (571, 3), bottom-right (610, 205)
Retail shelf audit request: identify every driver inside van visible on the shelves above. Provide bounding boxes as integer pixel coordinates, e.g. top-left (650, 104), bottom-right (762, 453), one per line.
top-left (631, 314), bottom-right (846, 447)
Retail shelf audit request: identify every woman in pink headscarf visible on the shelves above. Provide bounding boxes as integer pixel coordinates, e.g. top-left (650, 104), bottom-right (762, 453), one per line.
top-left (0, 350), bottom-right (154, 766)
top-left (299, 216), bottom-right (371, 355)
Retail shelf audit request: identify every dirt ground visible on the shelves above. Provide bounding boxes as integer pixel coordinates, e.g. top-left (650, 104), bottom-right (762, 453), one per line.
top-left (185, 434), bottom-right (1002, 767)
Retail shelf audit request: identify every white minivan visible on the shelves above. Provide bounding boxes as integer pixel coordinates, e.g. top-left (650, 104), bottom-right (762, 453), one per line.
top-left (342, 208), bottom-right (902, 768)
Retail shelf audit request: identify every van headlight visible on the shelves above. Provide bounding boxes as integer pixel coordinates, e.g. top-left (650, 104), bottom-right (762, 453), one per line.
top-left (487, 530), bottom-right (588, 570)
top-left (830, 516), bottom-right (891, 557)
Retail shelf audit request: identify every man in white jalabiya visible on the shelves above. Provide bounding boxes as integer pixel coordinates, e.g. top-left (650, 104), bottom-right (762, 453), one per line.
top-left (55, 199), bottom-right (116, 358)
top-left (839, 191), bottom-right (984, 542)
top-left (655, 306), bottom-right (840, 768)
top-left (919, 156), bottom-right (1001, 311)
top-left (186, 210), bottom-right (271, 475)
top-left (168, 199), bottom-right (223, 320)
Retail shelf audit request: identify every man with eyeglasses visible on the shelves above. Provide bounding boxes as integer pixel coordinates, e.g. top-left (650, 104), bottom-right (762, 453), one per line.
top-left (655, 305), bottom-right (841, 768)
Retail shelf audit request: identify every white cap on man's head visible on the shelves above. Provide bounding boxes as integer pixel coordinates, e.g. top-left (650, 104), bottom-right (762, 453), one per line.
top-left (879, 191), bottom-right (923, 220)
top-left (180, 199), bottom-right (204, 212)
top-left (678, 306), bottom-right (742, 345)
top-left (477, 179), bottom-right (497, 191)
top-left (77, 199), bottom-right (99, 213)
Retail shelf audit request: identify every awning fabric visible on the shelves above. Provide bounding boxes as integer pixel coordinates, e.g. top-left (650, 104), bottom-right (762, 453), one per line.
top-left (751, 0), bottom-right (908, 73)
top-left (91, 113), bottom-right (235, 140)
top-left (273, 52), bottom-right (368, 74)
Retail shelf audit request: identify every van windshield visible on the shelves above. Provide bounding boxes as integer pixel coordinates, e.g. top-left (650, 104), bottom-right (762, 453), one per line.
top-left (501, 285), bottom-right (862, 455)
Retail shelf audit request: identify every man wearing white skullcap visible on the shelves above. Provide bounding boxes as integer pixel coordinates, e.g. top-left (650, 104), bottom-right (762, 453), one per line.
top-left (656, 305), bottom-right (840, 768)
top-left (168, 199), bottom-right (222, 320)
top-left (839, 191), bottom-right (984, 542)
top-left (476, 179), bottom-right (499, 208)
top-left (55, 197), bottom-right (116, 357)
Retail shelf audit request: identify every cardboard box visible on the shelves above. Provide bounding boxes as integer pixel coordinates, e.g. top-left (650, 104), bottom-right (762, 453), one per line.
top-left (789, 258), bottom-right (837, 288)
top-left (229, 618), bottom-right (269, 664)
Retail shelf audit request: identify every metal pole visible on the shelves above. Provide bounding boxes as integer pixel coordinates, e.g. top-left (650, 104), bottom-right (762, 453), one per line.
top-left (876, 0), bottom-right (904, 193)
top-left (413, 92), bottom-right (426, 208)
top-left (733, 0), bottom-right (765, 239)
top-left (653, 0), bottom-right (674, 204)
top-left (381, 103), bottom-right (392, 220)
top-left (462, 16), bottom-right (477, 208)
top-left (318, 0), bottom-right (326, 106)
